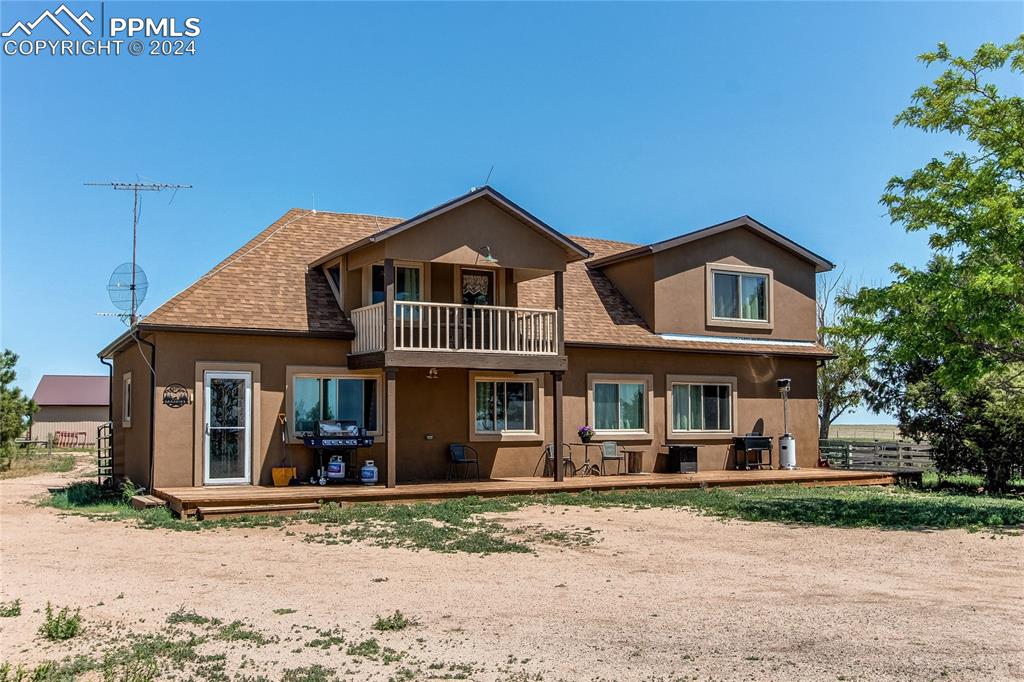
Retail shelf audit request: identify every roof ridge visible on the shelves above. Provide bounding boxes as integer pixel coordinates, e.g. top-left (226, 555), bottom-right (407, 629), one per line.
top-left (291, 207), bottom-right (405, 222)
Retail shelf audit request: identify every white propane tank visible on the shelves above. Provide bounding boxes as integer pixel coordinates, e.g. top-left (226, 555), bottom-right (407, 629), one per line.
top-left (779, 435), bottom-right (797, 470)
top-left (360, 460), bottom-right (379, 485)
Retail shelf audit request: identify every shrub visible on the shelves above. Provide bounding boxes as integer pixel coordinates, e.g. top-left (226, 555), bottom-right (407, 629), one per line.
top-left (39, 603), bottom-right (82, 641)
top-left (120, 478), bottom-right (142, 505)
top-left (64, 481), bottom-right (106, 507)
top-left (372, 610), bottom-right (419, 632)
top-left (0, 599), bottom-right (21, 617)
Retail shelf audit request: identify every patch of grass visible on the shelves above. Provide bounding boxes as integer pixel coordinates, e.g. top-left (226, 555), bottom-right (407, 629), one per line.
top-left (345, 638), bottom-right (382, 658)
top-left (215, 620), bottom-right (274, 645)
top-left (39, 603), bottom-right (82, 641)
top-left (0, 446), bottom-right (76, 480)
top-left (0, 599), bottom-right (21, 618)
top-left (373, 610), bottom-right (419, 632)
top-left (44, 483), bottom-right (285, 531)
top-left (166, 608), bottom-right (219, 626)
top-left (273, 607), bottom-right (298, 615)
top-left (281, 664), bottom-right (336, 682)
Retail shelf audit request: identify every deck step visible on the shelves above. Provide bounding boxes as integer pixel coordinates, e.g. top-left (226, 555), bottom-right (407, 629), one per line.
top-left (196, 502), bottom-right (321, 520)
top-left (130, 494), bottom-right (166, 510)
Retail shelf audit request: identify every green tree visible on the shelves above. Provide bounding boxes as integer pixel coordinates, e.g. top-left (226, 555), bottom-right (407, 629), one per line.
top-left (817, 272), bottom-right (870, 439)
top-left (0, 350), bottom-right (36, 468)
top-left (847, 38), bottom-right (1024, 393)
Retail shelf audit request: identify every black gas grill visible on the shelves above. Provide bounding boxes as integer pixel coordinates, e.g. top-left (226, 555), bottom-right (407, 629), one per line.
top-left (734, 434), bottom-right (773, 470)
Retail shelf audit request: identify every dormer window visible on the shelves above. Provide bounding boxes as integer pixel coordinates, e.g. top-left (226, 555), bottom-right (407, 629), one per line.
top-left (707, 263), bottom-right (773, 327)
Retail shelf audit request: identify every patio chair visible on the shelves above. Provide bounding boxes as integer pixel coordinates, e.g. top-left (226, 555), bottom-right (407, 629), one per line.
top-left (447, 443), bottom-right (481, 481)
top-left (600, 441), bottom-right (625, 475)
top-left (542, 443), bottom-right (575, 478)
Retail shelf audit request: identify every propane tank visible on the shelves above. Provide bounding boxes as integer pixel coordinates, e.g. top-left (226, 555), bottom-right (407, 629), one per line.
top-left (360, 460), bottom-right (379, 485)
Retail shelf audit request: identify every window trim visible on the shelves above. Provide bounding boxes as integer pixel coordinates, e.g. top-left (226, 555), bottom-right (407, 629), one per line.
top-left (321, 257), bottom-right (344, 310)
top-left (362, 260), bottom-right (430, 307)
top-left (468, 371), bottom-right (544, 443)
top-left (705, 262), bottom-right (774, 330)
top-left (285, 365), bottom-right (384, 443)
top-left (666, 374), bottom-right (738, 440)
top-left (586, 373), bottom-right (653, 441)
top-left (121, 372), bottom-right (132, 428)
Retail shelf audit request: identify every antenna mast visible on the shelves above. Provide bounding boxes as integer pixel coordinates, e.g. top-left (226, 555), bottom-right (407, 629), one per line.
top-left (86, 181), bottom-right (191, 324)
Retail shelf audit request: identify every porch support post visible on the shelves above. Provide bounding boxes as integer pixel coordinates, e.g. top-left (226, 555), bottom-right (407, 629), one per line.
top-left (384, 258), bottom-right (395, 352)
top-left (385, 367), bottom-right (397, 488)
top-left (554, 270), bottom-right (565, 356)
top-left (552, 370), bottom-right (564, 482)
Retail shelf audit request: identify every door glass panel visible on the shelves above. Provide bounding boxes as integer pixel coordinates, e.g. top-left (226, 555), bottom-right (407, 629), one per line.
top-left (462, 270), bottom-right (494, 305)
top-left (208, 428), bottom-right (245, 480)
top-left (210, 378), bottom-right (244, 427)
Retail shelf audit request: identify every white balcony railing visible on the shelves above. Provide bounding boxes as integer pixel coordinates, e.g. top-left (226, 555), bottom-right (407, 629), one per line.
top-left (350, 301), bottom-right (559, 356)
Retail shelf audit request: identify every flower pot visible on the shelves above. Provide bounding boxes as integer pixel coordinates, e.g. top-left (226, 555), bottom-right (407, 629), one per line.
top-left (580, 435), bottom-right (592, 443)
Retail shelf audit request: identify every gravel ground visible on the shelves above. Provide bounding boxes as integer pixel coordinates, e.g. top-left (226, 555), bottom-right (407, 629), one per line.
top-left (1, 466), bottom-right (1022, 681)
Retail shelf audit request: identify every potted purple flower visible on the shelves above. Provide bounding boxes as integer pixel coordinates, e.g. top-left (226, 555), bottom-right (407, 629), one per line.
top-left (578, 425), bottom-right (594, 443)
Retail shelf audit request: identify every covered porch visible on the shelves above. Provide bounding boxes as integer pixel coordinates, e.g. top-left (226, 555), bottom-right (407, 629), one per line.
top-left (153, 468), bottom-right (897, 519)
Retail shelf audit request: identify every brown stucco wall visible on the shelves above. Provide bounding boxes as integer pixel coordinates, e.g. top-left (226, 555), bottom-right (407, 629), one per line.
top-left (113, 329), bottom-right (820, 489)
top-left (652, 228), bottom-right (817, 340)
top-left (601, 255), bottom-right (656, 328)
top-left (111, 341), bottom-right (153, 487)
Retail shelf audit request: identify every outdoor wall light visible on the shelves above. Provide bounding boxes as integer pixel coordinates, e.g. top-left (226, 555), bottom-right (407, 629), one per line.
top-left (481, 245), bottom-right (498, 264)
top-left (426, 368), bottom-right (439, 380)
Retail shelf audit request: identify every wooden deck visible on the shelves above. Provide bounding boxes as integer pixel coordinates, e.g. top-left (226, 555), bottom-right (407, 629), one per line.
top-left (154, 468), bottom-right (897, 519)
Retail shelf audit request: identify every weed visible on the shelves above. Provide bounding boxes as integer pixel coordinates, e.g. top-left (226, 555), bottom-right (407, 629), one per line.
top-left (165, 608), bottom-right (218, 626)
top-left (281, 664), bottom-right (336, 682)
top-left (373, 610), bottom-right (419, 632)
top-left (346, 638), bottom-right (381, 658)
top-left (273, 608), bottom-right (298, 615)
top-left (0, 600), bottom-right (21, 618)
top-left (215, 620), bottom-right (274, 645)
top-left (39, 603), bottom-right (82, 641)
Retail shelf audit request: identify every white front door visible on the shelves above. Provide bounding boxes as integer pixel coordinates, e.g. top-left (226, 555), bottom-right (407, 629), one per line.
top-left (203, 371), bottom-right (252, 485)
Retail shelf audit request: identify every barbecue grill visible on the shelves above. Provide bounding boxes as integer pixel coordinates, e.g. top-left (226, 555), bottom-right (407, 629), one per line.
top-left (734, 434), bottom-right (773, 470)
top-left (302, 420), bottom-right (375, 485)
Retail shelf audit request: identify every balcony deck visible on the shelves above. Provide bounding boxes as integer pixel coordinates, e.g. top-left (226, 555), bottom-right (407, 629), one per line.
top-left (153, 468), bottom-right (897, 519)
top-left (348, 300), bottom-right (565, 370)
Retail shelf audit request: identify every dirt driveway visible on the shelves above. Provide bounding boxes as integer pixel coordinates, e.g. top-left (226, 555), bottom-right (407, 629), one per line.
top-left (1, 468), bottom-right (1021, 681)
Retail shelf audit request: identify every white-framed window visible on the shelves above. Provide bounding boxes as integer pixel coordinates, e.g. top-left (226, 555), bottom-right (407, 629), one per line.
top-left (122, 372), bottom-right (132, 428)
top-left (667, 375), bottom-right (737, 437)
top-left (587, 374), bottom-right (653, 438)
top-left (469, 373), bottom-right (543, 441)
top-left (707, 264), bottom-right (772, 325)
top-left (290, 371), bottom-right (382, 438)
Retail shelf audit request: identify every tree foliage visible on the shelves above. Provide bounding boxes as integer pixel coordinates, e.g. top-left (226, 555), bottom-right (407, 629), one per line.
top-left (817, 272), bottom-right (870, 439)
top-left (0, 350), bottom-right (36, 467)
top-left (843, 38), bottom-right (1024, 490)
top-left (846, 38), bottom-right (1024, 392)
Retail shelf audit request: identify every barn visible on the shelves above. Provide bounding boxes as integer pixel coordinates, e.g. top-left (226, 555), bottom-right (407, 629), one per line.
top-left (30, 375), bottom-right (110, 447)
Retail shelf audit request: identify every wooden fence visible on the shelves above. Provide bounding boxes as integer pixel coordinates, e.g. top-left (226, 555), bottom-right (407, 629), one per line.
top-left (819, 440), bottom-right (935, 471)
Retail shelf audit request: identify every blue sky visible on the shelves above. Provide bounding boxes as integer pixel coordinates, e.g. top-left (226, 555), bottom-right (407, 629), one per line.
top-left (1, 1), bottom-right (1021, 422)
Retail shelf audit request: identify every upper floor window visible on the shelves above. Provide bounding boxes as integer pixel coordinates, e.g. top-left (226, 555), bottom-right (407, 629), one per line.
top-left (371, 264), bottom-right (421, 304)
top-left (709, 265), bottom-right (771, 324)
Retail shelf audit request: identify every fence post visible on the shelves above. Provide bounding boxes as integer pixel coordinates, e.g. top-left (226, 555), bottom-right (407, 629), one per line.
top-left (845, 444), bottom-right (852, 469)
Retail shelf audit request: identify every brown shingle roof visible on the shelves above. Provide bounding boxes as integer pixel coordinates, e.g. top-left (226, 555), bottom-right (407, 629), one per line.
top-left (143, 210), bottom-right (401, 336)
top-left (33, 375), bottom-right (109, 406)
top-left (137, 209), bottom-right (831, 358)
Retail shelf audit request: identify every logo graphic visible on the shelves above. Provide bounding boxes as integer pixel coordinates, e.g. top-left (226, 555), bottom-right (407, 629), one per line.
top-left (2, 3), bottom-right (94, 37)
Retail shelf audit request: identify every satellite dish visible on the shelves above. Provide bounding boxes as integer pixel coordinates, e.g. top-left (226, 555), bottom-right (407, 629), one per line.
top-left (107, 262), bottom-right (148, 312)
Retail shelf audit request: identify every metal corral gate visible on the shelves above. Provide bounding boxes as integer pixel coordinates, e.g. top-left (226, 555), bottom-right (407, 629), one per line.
top-left (819, 440), bottom-right (935, 471)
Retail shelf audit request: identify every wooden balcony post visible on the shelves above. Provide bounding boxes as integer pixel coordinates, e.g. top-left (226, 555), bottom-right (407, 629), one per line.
top-left (554, 270), bottom-right (565, 356)
top-left (385, 368), bottom-right (397, 488)
top-left (384, 258), bottom-right (395, 352)
top-left (552, 370), bottom-right (564, 482)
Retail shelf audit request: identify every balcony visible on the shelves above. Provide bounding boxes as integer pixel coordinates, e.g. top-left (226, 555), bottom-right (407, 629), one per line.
top-left (349, 301), bottom-right (564, 371)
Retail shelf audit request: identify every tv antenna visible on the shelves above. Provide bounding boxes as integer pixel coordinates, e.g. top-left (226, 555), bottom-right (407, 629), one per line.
top-left (86, 181), bottom-right (191, 324)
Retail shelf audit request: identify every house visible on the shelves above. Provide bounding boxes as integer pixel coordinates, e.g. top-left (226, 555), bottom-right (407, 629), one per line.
top-left (30, 375), bottom-right (110, 446)
top-left (98, 186), bottom-right (833, 491)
